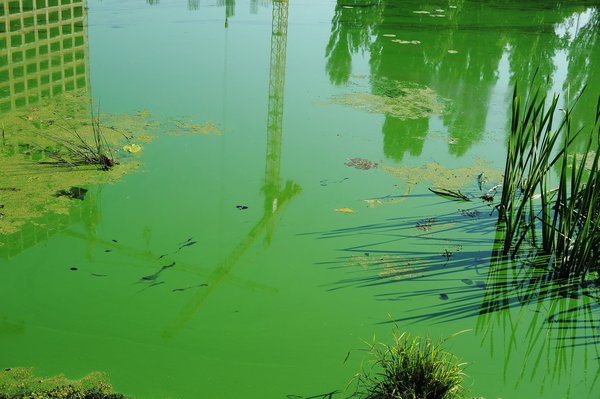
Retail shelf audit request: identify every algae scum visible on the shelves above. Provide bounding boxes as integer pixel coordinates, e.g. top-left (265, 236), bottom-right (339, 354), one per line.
top-left (1, 0), bottom-right (599, 398)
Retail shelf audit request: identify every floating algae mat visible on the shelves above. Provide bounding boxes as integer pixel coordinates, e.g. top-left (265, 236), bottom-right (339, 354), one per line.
top-left (330, 79), bottom-right (446, 120)
top-left (0, 368), bottom-right (125, 399)
top-left (0, 92), bottom-right (150, 236)
top-left (382, 158), bottom-right (503, 192)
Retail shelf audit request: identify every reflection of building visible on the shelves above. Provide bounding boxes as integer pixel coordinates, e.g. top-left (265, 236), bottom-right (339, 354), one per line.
top-left (0, 0), bottom-right (88, 112)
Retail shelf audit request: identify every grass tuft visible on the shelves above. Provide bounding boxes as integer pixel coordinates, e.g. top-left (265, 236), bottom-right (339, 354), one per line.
top-left (350, 332), bottom-right (465, 399)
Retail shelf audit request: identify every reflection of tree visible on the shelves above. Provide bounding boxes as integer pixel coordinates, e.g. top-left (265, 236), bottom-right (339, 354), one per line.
top-left (564, 8), bottom-right (600, 142)
top-left (325, 1), bottom-right (382, 86)
top-left (382, 116), bottom-right (427, 162)
top-left (325, 1), bottom-right (600, 159)
top-left (188, 0), bottom-right (200, 11)
top-left (217, 0), bottom-right (236, 19)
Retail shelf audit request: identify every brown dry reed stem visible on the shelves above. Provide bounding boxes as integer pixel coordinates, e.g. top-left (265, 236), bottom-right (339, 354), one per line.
top-left (350, 332), bottom-right (465, 399)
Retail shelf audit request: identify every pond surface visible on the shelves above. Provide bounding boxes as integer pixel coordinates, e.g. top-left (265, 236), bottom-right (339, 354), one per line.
top-left (1, 0), bottom-right (599, 398)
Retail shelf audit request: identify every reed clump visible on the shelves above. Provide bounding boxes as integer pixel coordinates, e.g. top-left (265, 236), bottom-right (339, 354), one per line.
top-left (351, 332), bottom-right (465, 399)
top-left (46, 110), bottom-right (115, 171)
top-left (498, 82), bottom-right (600, 282)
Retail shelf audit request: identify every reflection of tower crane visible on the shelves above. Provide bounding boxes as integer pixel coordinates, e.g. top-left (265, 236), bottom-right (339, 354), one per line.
top-left (264, 0), bottom-right (293, 242)
top-left (161, 0), bottom-right (299, 339)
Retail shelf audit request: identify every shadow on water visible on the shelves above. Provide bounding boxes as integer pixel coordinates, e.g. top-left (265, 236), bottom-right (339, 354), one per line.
top-left (311, 195), bottom-right (600, 393)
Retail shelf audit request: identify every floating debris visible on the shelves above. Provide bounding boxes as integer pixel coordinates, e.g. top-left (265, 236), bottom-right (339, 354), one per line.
top-left (383, 34), bottom-right (396, 37)
top-left (171, 119), bottom-right (221, 136)
top-left (236, 205), bottom-right (249, 210)
top-left (140, 261), bottom-right (175, 282)
top-left (135, 110), bottom-right (152, 118)
top-left (413, 10), bottom-right (430, 14)
top-left (429, 187), bottom-right (471, 201)
top-left (335, 208), bottom-right (354, 213)
top-left (416, 217), bottom-right (437, 231)
top-left (364, 199), bottom-right (383, 208)
top-left (382, 160), bottom-right (503, 192)
top-left (178, 240), bottom-right (198, 250)
top-left (70, 267), bottom-right (78, 271)
top-left (123, 143), bottom-right (142, 153)
top-left (439, 293), bottom-right (449, 300)
top-left (480, 185), bottom-right (500, 202)
top-left (459, 209), bottom-right (480, 218)
top-left (345, 158), bottom-right (378, 170)
top-left (447, 50), bottom-right (459, 54)
top-left (172, 284), bottom-right (208, 292)
top-left (461, 278), bottom-right (474, 285)
top-left (391, 39), bottom-right (421, 45)
top-left (54, 187), bottom-right (88, 201)
top-left (441, 249), bottom-right (453, 260)
top-left (476, 172), bottom-right (487, 190)
top-left (320, 177), bottom-right (349, 186)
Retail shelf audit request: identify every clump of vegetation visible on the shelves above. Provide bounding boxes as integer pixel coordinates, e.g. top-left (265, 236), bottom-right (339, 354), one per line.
top-left (47, 110), bottom-right (116, 171)
top-left (330, 79), bottom-right (445, 120)
top-left (498, 81), bottom-right (600, 281)
top-left (350, 332), bottom-right (465, 399)
top-left (0, 368), bottom-right (126, 399)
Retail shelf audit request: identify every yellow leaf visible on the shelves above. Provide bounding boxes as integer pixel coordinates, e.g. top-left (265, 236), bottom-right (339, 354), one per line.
top-left (335, 207), bottom-right (354, 213)
top-left (123, 143), bottom-right (142, 153)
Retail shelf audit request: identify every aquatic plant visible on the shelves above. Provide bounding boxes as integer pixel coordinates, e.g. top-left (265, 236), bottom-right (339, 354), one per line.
top-left (46, 109), bottom-right (115, 171)
top-left (350, 332), bottom-right (465, 399)
top-left (498, 82), bottom-right (600, 281)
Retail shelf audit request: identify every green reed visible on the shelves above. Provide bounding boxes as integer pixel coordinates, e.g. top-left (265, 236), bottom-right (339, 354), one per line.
top-left (498, 83), bottom-right (600, 282)
top-left (44, 107), bottom-right (115, 171)
top-left (351, 332), bottom-right (465, 399)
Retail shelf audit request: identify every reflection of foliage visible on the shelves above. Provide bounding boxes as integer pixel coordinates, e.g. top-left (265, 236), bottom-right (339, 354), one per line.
top-left (565, 8), bottom-right (600, 138)
top-left (326, 1), bottom-right (600, 158)
top-left (217, 0), bottom-right (236, 19)
top-left (325, 1), bottom-right (383, 85)
top-left (475, 243), bottom-right (600, 394)
top-left (382, 116), bottom-right (427, 161)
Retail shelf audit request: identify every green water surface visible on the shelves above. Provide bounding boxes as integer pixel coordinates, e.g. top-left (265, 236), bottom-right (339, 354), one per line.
top-left (1, 0), bottom-right (599, 398)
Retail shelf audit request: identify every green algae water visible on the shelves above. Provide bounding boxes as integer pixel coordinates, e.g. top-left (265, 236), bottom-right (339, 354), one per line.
top-left (1, 0), bottom-right (599, 398)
